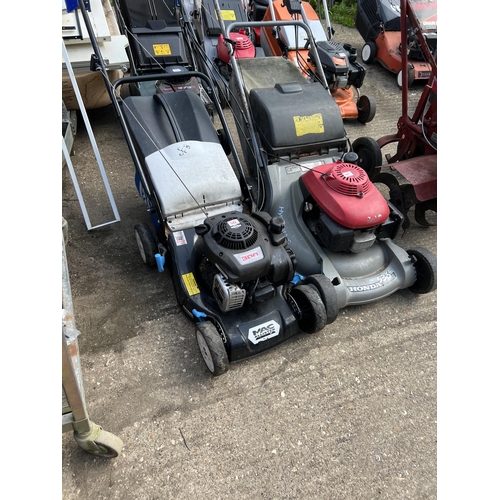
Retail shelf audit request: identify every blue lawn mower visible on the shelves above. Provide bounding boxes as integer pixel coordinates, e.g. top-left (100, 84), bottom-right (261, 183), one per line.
top-left (75, 0), bottom-right (337, 376)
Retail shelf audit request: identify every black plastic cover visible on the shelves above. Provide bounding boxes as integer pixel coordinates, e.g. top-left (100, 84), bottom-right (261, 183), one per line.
top-left (122, 91), bottom-right (219, 161)
top-left (355, 0), bottom-right (382, 41)
top-left (249, 82), bottom-right (346, 158)
top-left (129, 29), bottom-right (188, 70)
top-left (116, 0), bottom-right (177, 28)
top-left (314, 211), bottom-right (354, 252)
top-left (201, 0), bottom-right (248, 37)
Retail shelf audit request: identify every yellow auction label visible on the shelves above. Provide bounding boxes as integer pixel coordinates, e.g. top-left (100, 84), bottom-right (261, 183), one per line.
top-left (182, 273), bottom-right (200, 296)
top-left (153, 44), bottom-right (172, 56)
top-left (219, 10), bottom-right (236, 20)
top-left (293, 113), bottom-right (324, 137)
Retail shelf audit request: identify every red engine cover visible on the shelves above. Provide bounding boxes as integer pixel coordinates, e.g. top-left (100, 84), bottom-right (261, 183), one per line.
top-left (217, 32), bottom-right (256, 64)
top-left (301, 162), bottom-right (390, 229)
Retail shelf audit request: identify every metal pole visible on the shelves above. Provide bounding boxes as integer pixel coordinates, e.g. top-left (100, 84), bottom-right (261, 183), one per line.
top-left (62, 39), bottom-right (121, 229)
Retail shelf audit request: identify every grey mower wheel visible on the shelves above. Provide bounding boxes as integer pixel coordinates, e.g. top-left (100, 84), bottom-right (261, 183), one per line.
top-left (196, 321), bottom-right (229, 376)
top-left (289, 284), bottom-right (327, 334)
top-left (407, 247), bottom-right (437, 294)
top-left (134, 223), bottom-right (158, 267)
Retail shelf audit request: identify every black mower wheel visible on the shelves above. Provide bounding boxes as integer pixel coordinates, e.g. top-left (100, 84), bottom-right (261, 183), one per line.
top-left (357, 94), bottom-right (376, 124)
top-left (289, 285), bottom-right (327, 334)
top-left (299, 275), bottom-right (339, 325)
top-left (351, 136), bottom-right (382, 180)
top-left (407, 247), bottom-right (437, 294)
top-left (134, 223), bottom-right (158, 267)
top-left (195, 321), bottom-right (229, 376)
top-left (361, 42), bottom-right (377, 64)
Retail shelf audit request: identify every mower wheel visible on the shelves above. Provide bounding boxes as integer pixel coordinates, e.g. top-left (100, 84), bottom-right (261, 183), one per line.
top-left (361, 42), bottom-right (377, 64)
top-left (352, 136), bottom-right (382, 180)
top-left (357, 94), bottom-right (376, 124)
top-left (196, 321), bottom-right (229, 376)
top-left (289, 285), bottom-right (327, 334)
top-left (397, 66), bottom-right (415, 90)
top-left (407, 247), bottom-right (437, 294)
top-left (299, 274), bottom-right (338, 325)
top-left (134, 223), bottom-right (158, 267)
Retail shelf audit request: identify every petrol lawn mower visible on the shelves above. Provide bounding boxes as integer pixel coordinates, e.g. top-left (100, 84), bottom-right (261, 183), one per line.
top-left (250, 0), bottom-right (376, 123)
top-left (75, 0), bottom-right (336, 377)
top-left (353, 0), bottom-right (437, 230)
top-left (356, 0), bottom-right (437, 88)
top-left (189, 0), bottom-right (260, 94)
top-left (220, 15), bottom-right (436, 310)
top-left (113, 0), bottom-right (201, 97)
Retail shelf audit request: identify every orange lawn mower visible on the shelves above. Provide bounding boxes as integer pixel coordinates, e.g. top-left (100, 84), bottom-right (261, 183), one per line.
top-left (249, 0), bottom-right (376, 123)
top-left (356, 0), bottom-right (437, 88)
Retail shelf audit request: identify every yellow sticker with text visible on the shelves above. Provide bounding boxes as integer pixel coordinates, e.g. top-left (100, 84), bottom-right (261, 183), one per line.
top-left (220, 10), bottom-right (236, 21)
top-left (182, 273), bottom-right (200, 296)
top-left (293, 113), bottom-right (324, 137)
top-left (153, 44), bottom-right (172, 56)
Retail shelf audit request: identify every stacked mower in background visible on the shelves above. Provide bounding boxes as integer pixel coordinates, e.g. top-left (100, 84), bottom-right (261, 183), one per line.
top-left (249, 0), bottom-right (376, 123)
top-left (356, 0), bottom-right (437, 89)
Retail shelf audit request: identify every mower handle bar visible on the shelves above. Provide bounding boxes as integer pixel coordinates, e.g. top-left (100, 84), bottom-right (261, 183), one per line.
top-left (220, 19), bottom-right (329, 174)
top-left (112, 70), bottom-right (212, 94)
top-left (223, 20), bottom-right (328, 89)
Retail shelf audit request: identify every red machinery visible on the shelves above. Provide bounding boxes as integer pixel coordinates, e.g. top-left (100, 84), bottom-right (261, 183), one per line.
top-left (366, 0), bottom-right (437, 230)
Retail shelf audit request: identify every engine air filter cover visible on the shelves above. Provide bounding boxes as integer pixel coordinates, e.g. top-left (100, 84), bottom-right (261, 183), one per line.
top-left (214, 216), bottom-right (259, 250)
top-left (301, 161), bottom-right (390, 229)
top-left (217, 32), bottom-right (256, 64)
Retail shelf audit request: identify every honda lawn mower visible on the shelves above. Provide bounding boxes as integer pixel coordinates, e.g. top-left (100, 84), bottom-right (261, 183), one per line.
top-left (353, 0), bottom-right (436, 230)
top-left (75, 0), bottom-right (335, 377)
top-left (221, 16), bottom-right (436, 310)
top-left (250, 0), bottom-right (376, 123)
top-left (356, 0), bottom-right (437, 88)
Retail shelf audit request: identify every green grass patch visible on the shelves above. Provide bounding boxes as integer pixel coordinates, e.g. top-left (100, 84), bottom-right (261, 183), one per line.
top-left (330, 1), bottom-right (357, 27)
top-left (310, 0), bottom-right (357, 28)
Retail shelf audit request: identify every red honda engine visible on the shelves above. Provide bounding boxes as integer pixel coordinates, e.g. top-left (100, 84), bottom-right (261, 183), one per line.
top-left (300, 162), bottom-right (402, 253)
top-left (217, 31), bottom-right (256, 64)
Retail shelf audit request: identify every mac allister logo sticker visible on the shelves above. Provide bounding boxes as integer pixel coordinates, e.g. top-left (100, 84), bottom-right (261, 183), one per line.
top-left (248, 320), bottom-right (280, 344)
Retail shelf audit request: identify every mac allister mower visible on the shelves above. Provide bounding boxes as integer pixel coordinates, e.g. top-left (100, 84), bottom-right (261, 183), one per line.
top-left (74, 0), bottom-right (342, 378)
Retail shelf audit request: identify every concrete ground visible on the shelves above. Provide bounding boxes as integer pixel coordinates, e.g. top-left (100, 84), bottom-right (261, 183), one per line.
top-left (61, 23), bottom-right (439, 500)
